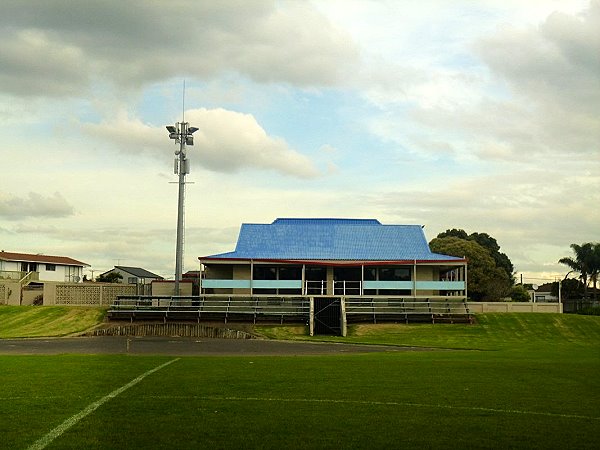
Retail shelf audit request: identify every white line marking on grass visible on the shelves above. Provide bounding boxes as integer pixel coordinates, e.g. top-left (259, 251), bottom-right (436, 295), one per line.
top-left (146, 395), bottom-right (600, 421)
top-left (26, 358), bottom-right (180, 450)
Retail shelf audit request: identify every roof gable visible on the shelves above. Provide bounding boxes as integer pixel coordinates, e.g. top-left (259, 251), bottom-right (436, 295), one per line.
top-left (113, 266), bottom-right (163, 279)
top-left (202, 218), bottom-right (462, 262)
top-left (0, 251), bottom-right (88, 267)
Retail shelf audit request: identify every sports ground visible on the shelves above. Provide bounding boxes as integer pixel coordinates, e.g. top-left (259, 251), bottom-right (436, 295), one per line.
top-left (0, 310), bottom-right (598, 449)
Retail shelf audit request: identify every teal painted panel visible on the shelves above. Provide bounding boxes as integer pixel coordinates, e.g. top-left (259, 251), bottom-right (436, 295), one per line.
top-left (202, 279), bottom-right (251, 289)
top-left (363, 281), bottom-right (413, 290)
top-left (252, 280), bottom-right (302, 289)
top-left (416, 281), bottom-right (465, 290)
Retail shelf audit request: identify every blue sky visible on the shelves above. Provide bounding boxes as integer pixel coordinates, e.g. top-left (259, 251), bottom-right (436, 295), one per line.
top-left (0, 0), bottom-right (598, 283)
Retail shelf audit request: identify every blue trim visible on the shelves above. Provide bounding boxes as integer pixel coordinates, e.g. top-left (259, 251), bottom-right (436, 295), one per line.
top-left (252, 280), bottom-right (302, 289)
top-left (363, 281), bottom-right (413, 290)
top-left (416, 281), bottom-right (465, 290)
top-left (201, 279), bottom-right (251, 289)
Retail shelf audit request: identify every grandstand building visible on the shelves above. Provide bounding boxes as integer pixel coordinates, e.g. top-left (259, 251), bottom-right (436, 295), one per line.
top-left (199, 218), bottom-right (467, 299)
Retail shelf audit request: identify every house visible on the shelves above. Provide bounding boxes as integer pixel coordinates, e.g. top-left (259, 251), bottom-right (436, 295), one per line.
top-left (0, 250), bottom-right (88, 283)
top-left (100, 266), bottom-right (163, 285)
top-left (531, 283), bottom-right (559, 303)
top-left (199, 218), bottom-right (467, 297)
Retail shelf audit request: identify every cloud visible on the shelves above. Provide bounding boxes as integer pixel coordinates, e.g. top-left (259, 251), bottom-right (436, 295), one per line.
top-left (82, 107), bottom-right (321, 178)
top-left (365, 166), bottom-right (600, 271)
top-left (0, 192), bottom-right (74, 220)
top-left (0, 29), bottom-right (89, 97)
top-left (0, 1), bottom-right (358, 97)
top-left (360, 2), bottom-right (599, 162)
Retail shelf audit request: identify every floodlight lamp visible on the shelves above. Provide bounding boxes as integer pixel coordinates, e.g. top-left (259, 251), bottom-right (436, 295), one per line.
top-left (186, 136), bottom-right (194, 145)
top-left (188, 126), bottom-right (199, 134)
top-left (169, 132), bottom-right (178, 140)
top-left (166, 125), bottom-right (176, 133)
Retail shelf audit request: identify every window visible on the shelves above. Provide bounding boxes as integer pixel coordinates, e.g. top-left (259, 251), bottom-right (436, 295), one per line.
top-left (379, 267), bottom-right (411, 281)
top-left (253, 266), bottom-right (277, 280)
top-left (46, 264), bottom-right (56, 271)
top-left (128, 277), bottom-right (138, 284)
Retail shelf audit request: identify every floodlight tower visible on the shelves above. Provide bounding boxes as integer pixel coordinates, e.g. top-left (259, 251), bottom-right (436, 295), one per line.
top-left (166, 122), bottom-right (199, 295)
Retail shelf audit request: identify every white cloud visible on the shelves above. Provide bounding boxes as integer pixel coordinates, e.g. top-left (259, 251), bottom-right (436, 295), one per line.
top-left (0, 192), bottom-right (74, 219)
top-left (0, 0), bottom-right (358, 97)
top-left (82, 107), bottom-right (321, 178)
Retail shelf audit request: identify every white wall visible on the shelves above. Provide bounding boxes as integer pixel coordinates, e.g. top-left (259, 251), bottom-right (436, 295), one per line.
top-left (0, 260), bottom-right (84, 282)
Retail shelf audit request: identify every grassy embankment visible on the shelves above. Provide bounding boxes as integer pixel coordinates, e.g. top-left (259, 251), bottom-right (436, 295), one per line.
top-left (0, 309), bottom-right (598, 449)
top-left (0, 305), bottom-right (106, 338)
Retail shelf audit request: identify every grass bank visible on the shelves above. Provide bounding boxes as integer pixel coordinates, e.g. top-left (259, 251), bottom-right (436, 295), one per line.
top-left (0, 305), bottom-right (106, 338)
top-left (256, 313), bottom-right (600, 350)
top-left (1, 312), bottom-right (598, 448)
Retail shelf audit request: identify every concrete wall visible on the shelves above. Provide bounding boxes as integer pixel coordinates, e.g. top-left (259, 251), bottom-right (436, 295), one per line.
top-left (43, 282), bottom-right (137, 306)
top-left (204, 264), bottom-right (234, 294)
top-left (233, 265), bottom-right (251, 295)
top-left (0, 280), bottom-right (21, 305)
top-left (151, 281), bottom-right (193, 296)
top-left (416, 266), bottom-right (435, 296)
top-left (467, 302), bottom-right (562, 313)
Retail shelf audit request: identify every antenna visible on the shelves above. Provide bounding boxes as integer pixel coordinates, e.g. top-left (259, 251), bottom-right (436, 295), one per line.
top-left (165, 81), bottom-right (199, 296)
top-left (182, 79), bottom-right (186, 123)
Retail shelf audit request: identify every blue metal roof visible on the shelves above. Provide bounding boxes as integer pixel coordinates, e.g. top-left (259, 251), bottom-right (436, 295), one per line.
top-left (203, 218), bottom-right (462, 262)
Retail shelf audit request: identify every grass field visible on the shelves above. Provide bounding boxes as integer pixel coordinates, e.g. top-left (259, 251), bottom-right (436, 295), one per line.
top-left (0, 311), bottom-right (599, 449)
top-left (0, 306), bottom-right (105, 338)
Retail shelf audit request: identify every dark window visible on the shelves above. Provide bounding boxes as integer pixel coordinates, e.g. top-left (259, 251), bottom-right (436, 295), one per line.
top-left (278, 266), bottom-right (301, 280)
top-left (253, 266), bottom-right (277, 280)
top-left (46, 264), bottom-right (56, 271)
top-left (364, 267), bottom-right (377, 281)
top-left (379, 267), bottom-right (411, 281)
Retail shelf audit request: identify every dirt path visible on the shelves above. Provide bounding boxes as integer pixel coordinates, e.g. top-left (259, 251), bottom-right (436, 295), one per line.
top-left (0, 336), bottom-right (430, 356)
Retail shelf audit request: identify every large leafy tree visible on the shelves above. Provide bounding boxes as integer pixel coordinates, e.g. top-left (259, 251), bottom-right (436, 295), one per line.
top-left (559, 243), bottom-right (600, 300)
top-left (435, 229), bottom-right (514, 283)
top-left (429, 236), bottom-right (511, 301)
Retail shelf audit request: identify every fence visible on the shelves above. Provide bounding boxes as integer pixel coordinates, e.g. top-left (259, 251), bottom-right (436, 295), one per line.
top-left (89, 323), bottom-right (253, 339)
top-left (44, 283), bottom-right (137, 306)
top-left (467, 302), bottom-right (562, 313)
top-left (108, 295), bottom-right (473, 335)
top-left (109, 295), bottom-right (310, 324)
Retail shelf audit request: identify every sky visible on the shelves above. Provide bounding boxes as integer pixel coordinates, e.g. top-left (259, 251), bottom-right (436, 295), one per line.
top-left (0, 0), bottom-right (598, 283)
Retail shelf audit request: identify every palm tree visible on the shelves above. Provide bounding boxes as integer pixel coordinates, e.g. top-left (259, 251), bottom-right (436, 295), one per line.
top-left (590, 243), bottom-right (600, 301)
top-left (559, 243), bottom-right (594, 300)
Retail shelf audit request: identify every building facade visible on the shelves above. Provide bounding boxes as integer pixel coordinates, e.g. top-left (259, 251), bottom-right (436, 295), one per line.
top-left (0, 251), bottom-right (88, 283)
top-left (199, 219), bottom-right (467, 298)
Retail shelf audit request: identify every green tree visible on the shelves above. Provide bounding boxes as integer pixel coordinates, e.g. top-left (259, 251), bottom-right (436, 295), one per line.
top-left (510, 285), bottom-right (531, 302)
top-left (437, 228), bottom-right (469, 240)
top-left (559, 243), bottom-right (596, 300)
top-left (435, 229), bottom-right (514, 283)
top-left (467, 232), bottom-right (514, 283)
top-left (590, 243), bottom-right (600, 301)
top-left (551, 279), bottom-right (584, 300)
top-left (429, 236), bottom-right (511, 301)
top-left (96, 272), bottom-right (123, 283)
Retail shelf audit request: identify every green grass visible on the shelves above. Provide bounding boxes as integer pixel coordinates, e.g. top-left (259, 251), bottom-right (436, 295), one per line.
top-left (0, 305), bottom-right (106, 338)
top-left (1, 348), bottom-right (598, 449)
top-left (257, 313), bottom-right (600, 350)
top-left (1, 313), bottom-right (599, 449)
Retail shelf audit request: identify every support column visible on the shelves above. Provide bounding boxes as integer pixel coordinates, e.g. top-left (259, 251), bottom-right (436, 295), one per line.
top-left (326, 267), bottom-right (334, 296)
top-left (340, 297), bottom-right (347, 337)
top-left (309, 297), bottom-right (315, 336)
top-left (250, 260), bottom-right (254, 296)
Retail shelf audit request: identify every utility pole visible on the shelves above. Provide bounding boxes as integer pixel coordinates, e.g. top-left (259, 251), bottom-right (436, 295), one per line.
top-left (166, 121), bottom-right (198, 295)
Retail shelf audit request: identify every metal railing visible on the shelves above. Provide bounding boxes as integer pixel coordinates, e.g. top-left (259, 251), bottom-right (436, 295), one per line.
top-left (344, 297), bottom-right (471, 324)
top-left (109, 294), bottom-right (472, 326)
top-left (110, 295), bottom-right (310, 324)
